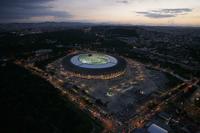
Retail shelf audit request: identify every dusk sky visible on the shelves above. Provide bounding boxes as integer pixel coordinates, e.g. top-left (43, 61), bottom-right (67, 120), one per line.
top-left (1, 0), bottom-right (200, 26)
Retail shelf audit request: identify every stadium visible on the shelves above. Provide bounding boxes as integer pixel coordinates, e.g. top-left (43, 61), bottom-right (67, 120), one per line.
top-left (61, 53), bottom-right (127, 80)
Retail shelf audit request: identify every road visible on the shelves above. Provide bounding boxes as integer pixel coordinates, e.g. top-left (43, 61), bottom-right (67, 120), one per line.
top-left (15, 60), bottom-right (199, 133)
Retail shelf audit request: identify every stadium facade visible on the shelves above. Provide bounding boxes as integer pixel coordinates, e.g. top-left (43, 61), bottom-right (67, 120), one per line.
top-left (61, 53), bottom-right (127, 80)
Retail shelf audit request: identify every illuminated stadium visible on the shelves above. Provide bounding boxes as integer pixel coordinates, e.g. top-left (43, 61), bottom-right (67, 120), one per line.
top-left (61, 53), bottom-right (127, 79)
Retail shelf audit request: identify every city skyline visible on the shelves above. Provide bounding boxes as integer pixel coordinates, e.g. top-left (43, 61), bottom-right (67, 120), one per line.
top-left (1, 0), bottom-right (200, 26)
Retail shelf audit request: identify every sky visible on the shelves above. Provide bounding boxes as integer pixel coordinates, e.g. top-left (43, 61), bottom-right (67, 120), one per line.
top-left (1, 0), bottom-right (200, 26)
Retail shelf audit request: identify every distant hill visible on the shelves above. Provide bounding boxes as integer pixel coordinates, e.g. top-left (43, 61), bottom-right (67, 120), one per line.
top-left (0, 22), bottom-right (95, 32)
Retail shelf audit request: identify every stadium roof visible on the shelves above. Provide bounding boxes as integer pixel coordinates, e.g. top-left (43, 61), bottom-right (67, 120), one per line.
top-left (62, 53), bottom-right (126, 76)
top-left (71, 53), bottom-right (118, 69)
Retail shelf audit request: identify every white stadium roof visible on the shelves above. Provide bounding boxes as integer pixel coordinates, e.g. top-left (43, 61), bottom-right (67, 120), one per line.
top-left (70, 53), bottom-right (118, 69)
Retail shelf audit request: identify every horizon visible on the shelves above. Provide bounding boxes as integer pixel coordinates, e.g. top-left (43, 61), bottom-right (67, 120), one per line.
top-left (1, 21), bottom-right (200, 28)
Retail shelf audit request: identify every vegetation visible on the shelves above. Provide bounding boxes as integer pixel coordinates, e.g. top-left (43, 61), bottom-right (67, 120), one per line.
top-left (0, 63), bottom-right (102, 133)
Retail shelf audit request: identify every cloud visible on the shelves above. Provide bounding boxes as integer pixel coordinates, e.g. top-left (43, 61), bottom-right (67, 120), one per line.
top-left (0, 0), bottom-right (72, 22)
top-left (136, 12), bottom-right (175, 18)
top-left (116, 0), bottom-right (129, 4)
top-left (136, 8), bottom-right (192, 19)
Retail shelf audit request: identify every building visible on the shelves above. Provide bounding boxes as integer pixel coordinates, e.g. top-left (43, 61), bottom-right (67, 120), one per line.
top-left (147, 124), bottom-right (168, 133)
top-left (61, 53), bottom-right (127, 80)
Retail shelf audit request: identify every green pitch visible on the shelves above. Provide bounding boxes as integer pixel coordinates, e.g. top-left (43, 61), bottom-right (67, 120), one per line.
top-left (79, 54), bottom-right (109, 65)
